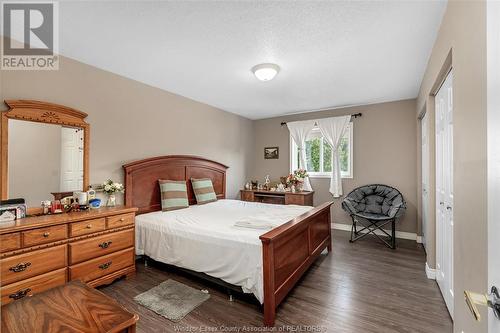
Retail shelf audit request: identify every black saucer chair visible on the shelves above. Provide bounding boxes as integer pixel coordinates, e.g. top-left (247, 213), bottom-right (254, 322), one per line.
top-left (341, 184), bottom-right (406, 249)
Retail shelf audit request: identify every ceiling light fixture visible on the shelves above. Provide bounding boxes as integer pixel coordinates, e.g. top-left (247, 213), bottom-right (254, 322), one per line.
top-left (251, 63), bottom-right (280, 82)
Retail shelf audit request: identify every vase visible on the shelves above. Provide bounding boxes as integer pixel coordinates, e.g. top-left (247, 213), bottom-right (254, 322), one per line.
top-left (106, 194), bottom-right (116, 207)
top-left (296, 182), bottom-right (303, 192)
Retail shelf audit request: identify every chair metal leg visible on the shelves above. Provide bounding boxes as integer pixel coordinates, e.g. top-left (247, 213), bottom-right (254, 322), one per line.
top-left (349, 218), bottom-right (356, 243)
top-left (349, 216), bottom-right (356, 243)
top-left (349, 217), bottom-right (397, 249)
top-left (391, 219), bottom-right (396, 249)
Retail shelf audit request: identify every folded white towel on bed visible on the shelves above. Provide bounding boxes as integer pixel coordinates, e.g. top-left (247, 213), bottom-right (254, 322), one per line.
top-left (234, 216), bottom-right (278, 230)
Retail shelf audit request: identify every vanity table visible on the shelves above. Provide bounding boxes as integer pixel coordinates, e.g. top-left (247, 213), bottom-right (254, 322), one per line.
top-left (240, 189), bottom-right (314, 206)
top-left (0, 100), bottom-right (137, 305)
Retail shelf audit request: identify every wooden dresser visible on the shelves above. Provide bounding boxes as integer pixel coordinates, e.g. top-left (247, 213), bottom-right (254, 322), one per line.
top-left (240, 189), bottom-right (314, 206)
top-left (0, 206), bottom-right (137, 305)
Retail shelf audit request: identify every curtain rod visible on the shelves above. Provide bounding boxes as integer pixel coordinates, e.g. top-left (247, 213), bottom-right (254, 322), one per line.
top-left (280, 112), bottom-right (362, 127)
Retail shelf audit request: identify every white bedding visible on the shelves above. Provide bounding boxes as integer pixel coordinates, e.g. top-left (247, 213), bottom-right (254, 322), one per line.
top-left (135, 199), bottom-right (313, 303)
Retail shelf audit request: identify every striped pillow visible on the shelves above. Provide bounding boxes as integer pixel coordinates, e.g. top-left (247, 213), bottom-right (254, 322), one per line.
top-left (191, 178), bottom-right (217, 204)
top-left (159, 180), bottom-right (189, 211)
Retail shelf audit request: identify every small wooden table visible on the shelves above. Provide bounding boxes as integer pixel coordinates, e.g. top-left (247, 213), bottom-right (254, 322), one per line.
top-left (240, 189), bottom-right (314, 206)
top-left (1, 281), bottom-right (139, 333)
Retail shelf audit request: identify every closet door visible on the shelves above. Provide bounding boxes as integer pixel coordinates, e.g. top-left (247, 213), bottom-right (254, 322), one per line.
top-left (435, 70), bottom-right (454, 318)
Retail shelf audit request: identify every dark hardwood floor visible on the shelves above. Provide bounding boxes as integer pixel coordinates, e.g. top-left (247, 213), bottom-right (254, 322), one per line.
top-left (100, 230), bottom-right (453, 333)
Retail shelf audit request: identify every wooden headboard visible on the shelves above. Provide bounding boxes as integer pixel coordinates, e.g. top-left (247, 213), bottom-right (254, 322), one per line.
top-left (122, 155), bottom-right (228, 214)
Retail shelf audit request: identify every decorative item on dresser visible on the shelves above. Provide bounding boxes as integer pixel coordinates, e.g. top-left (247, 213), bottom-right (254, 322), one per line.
top-left (101, 179), bottom-right (125, 207)
top-left (0, 206), bottom-right (137, 305)
top-left (240, 189), bottom-right (314, 206)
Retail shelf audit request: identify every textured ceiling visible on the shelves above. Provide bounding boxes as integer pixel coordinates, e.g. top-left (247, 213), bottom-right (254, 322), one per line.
top-left (58, 1), bottom-right (447, 119)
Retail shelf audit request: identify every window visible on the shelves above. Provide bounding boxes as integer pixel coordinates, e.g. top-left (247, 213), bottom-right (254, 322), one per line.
top-left (290, 123), bottom-right (353, 178)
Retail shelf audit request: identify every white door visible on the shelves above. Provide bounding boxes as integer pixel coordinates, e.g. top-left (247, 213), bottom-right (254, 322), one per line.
top-left (435, 70), bottom-right (454, 318)
top-left (60, 127), bottom-right (84, 191)
top-left (421, 112), bottom-right (429, 249)
top-left (488, 1), bottom-right (500, 330)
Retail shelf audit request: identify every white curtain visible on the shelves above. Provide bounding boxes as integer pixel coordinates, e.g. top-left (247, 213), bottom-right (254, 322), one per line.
top-left (287, 120), bottom-right (316, 191)
top-left (317, 115), bottom-right (351, 197)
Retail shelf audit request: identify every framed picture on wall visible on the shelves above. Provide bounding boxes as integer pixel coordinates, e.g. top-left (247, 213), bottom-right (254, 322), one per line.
top-left (264, 147), bottom-right (279, 159)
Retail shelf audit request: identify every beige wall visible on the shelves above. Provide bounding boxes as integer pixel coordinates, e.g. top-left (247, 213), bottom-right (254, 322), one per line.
top-left (1, 56), bottom-right (254, 204)
top-left (251, 99), bottom-right (418, 234)
top-left (416, 1), bottom-right (488, 332)
top-left (8, 120), bottom-right (61, 207)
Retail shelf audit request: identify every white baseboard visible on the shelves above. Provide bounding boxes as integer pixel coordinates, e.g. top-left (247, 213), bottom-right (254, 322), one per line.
top-left (416, 236), bottom-right (423, 244)
top-left (332, 223), bottom-right (417, 241)
top-left (425, 262), bottom-right (436, 280)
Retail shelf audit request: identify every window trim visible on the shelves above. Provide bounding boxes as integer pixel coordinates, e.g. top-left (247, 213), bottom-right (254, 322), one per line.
top-left (289, 123), bottom-right (353, 179)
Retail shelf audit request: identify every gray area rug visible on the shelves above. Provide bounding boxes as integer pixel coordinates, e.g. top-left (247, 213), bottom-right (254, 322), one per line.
top-left (134, 279), bottom-right (210, 322)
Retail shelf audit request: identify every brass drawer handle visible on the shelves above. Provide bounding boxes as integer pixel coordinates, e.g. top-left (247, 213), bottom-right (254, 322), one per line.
top-left (9, 262), bottom-right (31, 272)
top-left (9, 288), bottom-right (31, 300)
top-left (98, 241), bottom-right (113, 249)
top-left (119, 218), bottom-right (125, 222)
top-left (86, 224), bottom-right (92, 229)
top-left (43, 232), bottom-right (50, 238)
top-left (98, 261), bottom-right (112, 270)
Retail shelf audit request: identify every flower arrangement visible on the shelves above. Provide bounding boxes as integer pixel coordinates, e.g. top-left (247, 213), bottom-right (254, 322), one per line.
top-left (286, 169), bottom-right (308, 192)
top-left (101, 180), bottom-right (124, 207)
top-left (286, 169), bottom-right (308, 186)
top-left (293, 169), bottom-right (308, 181)
top-left (285, 173), bottom-right (297, 186)
top-left (102, 180), bottom-right (125, 195)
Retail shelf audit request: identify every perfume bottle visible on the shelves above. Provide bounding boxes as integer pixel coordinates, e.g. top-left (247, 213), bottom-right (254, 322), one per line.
top-left (41, 200), bottom-right (51, 215)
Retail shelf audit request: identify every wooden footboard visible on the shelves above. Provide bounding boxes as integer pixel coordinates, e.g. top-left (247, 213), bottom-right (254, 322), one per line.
top-left (259, 202), bottom-right (333, 326)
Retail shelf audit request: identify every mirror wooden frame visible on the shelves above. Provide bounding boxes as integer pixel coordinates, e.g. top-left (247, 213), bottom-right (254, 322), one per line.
top-left (0, 100), bottom-right (90, 200)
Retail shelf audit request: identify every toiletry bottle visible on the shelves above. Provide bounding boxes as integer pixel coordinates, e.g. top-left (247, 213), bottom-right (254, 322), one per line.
top-left (87, 185), bottom-right (96, 200)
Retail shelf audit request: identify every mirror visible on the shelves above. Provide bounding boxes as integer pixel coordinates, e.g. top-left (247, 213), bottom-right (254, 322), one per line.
top-left (1, 100), bottom-right (90, 208)
top-left (8, 120), bottom-right (84, 207)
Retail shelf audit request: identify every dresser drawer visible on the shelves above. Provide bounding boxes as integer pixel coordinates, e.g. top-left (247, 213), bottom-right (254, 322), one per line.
top-left (106, 213), bottom-right (134, 229)
top-left (1, 268), bottom-right (66, 305)
top-left (22, 224), bottom-right (67, 247)
top-left (240, 191), bottom-right (255, 202)
top-left (1, 245), bottom-right (67, 285)
top-left (69, 247), bottom-right (134, 283)
top-left (68, 229), bottom-right (134, 265)
top-left (1, 233), bottom-right (21, 252)
top-left (70, 218), bottom-right (106, 237)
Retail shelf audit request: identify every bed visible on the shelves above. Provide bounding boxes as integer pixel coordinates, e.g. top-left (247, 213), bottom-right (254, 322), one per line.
top-left (123, 155), bottom-right (333, 326)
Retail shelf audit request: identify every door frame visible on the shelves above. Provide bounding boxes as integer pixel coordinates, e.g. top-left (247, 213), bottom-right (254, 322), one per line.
top-left (420, 111), bottom-right (429, 250)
